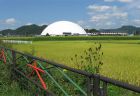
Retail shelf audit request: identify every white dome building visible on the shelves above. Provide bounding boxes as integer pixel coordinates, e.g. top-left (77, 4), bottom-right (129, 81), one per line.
top-left (41, 21), bottom-right (86, 36)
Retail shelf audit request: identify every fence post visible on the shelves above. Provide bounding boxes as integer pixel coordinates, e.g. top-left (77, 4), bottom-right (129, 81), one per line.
top-left (87, 76), bottom-right (92, 96)
top-left (12, 50), bottom-right (16, 67)
top-left (102, 82), bottom-right (107, 96)
top-left (93, 74), bottom-right (100, 96)
top-left (12, 50), bottom-right (16, 80)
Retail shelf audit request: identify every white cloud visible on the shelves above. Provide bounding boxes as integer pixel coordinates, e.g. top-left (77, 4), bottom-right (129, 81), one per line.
top-left (112, 12), bottom-right (128, 18)
top-left (137, 5), bottom-right (140, 9)
top-left (76, 20), bottom-right (90, 29)
top-left (90, 14), bottom-right (109, 22)
top-left (87, 5), bottom-right (119, 13)
top-left (26, 22), bottom-right (33, 25)
top-left (118, 0), bottom-right (133, 3)
top-left (84, 25), bottom-right (91, 29)
top-left (106, 21), bottom-right (115, 25)
top-left (133, 19), bottom-right (140, 24)
top-left (87, 2), bottom-right (129, 29)
top-left (90, 12), bottom-right (128, 22)
top-left (88, 5), bottom-right (112, 12)
top-left (104, 0), bottom-right (133, 3)
top-left (77, 20), bottom-right (85, 25)
top-left (87, 5), bottom-right (118, 15)
top-left (93, 21), bottom-right (116, 29)
top-left (87, 0), bottom-right (140, 29)
top-left (39, 23), bottom-right (48, 26)
top-left (104, 0), bottom-right (115, 2)
top-left (126, 1), bottom-right (140, 9)
top-left (5, 18), bottom-right (16, 25)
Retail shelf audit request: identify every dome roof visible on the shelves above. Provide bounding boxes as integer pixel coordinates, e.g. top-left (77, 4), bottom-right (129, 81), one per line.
top-left (41, 21), bottom-right (86, 36)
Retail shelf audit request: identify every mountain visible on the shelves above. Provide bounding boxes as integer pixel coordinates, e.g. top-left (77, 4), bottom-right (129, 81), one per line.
top-left (99, 25), bottom-right (140, 35)
top-left (0, 29), bottom-right (14, 36)
top-left (0, 24), bottom-right (47, 36)
top-left (1, 25), bottom-right (140, 36)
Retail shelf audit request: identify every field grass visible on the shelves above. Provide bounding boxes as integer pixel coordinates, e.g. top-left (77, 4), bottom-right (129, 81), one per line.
top-left (0, 61), bottom-right (31, 96)
top-left (11, 40), bottom-right (140, 86)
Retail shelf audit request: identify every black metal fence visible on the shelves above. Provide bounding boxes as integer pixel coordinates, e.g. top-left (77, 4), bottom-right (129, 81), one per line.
top-left (0, 46), bottom-right (140, 96)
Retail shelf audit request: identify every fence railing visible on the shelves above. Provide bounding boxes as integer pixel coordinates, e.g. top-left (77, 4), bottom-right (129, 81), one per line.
top-left (0, 46), bottom-right (140, 96)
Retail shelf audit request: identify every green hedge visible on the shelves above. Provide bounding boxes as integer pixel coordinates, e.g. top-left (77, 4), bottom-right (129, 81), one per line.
top-left (1, 36), bottom-right (140, 41)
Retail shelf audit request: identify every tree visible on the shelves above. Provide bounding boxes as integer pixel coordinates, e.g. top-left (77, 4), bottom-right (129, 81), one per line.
top-left (85, 29), bottom-right (99, 34)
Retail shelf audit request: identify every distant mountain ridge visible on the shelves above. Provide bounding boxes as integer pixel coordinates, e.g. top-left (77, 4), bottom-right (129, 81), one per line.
top-left (0, 25), bottom-right (140, 36)
top-left (99, 25), bottom-right (140, 35)
top-left (0, 24), bottom-right (47, 36)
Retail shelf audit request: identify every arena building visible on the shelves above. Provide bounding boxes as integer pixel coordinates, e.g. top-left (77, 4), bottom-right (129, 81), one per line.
top-left (41, 21), bottom-right (86, 36)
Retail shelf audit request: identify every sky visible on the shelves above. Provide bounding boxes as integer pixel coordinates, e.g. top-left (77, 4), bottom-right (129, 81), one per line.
top-left (0, 0), bottom-right (140, 30)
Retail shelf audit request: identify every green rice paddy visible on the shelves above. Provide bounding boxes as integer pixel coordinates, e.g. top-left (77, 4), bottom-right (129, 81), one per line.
top-left (12, 40), bottom-right (140, 86)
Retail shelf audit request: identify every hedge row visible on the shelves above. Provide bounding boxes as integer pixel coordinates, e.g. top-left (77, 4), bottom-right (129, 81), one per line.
top-left (2, 36), bottom-right (140, 41)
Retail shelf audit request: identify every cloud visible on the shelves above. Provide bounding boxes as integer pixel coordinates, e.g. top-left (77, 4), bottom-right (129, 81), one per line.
top-left (106, 21), bottom-right (115, 25)
top-left (112, 12), bottom-right (128, 18)
top-left (76, 20), bottom-right (90, 29)
top-left (125, 0), bottom-right (140, 9)
top-left (39, 23), bottom-right (48, 26)
top-left (90, 14), bottom-right (109, 22)
top-left (87, 1), bottom-right (131, 29)
top-left (86, 0), bottom-right (140, 29)
top-left (104, 0), bottom-right (115, 2)
top-left (87, 5), bottom-right (113, 12)
top-left (137, 5), bottom-right (140, 9)
top-left (4, 18), bottom-right (16, 25)
top-left (87, 5), bottom-right (118, 15)
top-left (88, 10), bottom-right (128, 29)
top-left (90, 12), bottom-right (128, 22)
top-left (77, 20), bottom-right (85, 25)
top-left (104, 0), bottom-right (133, 2)
top-left (26, 22), bottom-right (33, 25)
top-left (118, 0), bottom-right (133, 3)
top-left (133, 19), bottom-right (140, 24)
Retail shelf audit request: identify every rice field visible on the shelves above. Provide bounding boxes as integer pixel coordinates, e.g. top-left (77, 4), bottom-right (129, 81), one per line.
top-left (10, 40), bottom-right (140, 86)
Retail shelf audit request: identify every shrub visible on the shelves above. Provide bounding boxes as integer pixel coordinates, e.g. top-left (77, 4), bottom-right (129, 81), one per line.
top-left (71, 42), bottom-right (103, 74)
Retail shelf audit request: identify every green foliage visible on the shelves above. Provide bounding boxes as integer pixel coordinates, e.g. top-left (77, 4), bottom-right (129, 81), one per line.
top-left (0, 29), bottom-right (14, 36)
top-left (15, 24), bottom-right (47, 36)
top-left (0, 24), bottom-right (47, 36)
top-left (107, 85), bottom-right (140, 96)
top-left (2, 36), bottom-right (140, 41)
top-left (85, 28), bottom-right (99, 33)
top-left (0, 42), bottom-right (32, 96)
top-left (0, 61), bottom-right (31, 96)
top-left (71, 43), bottom-right (103, 74)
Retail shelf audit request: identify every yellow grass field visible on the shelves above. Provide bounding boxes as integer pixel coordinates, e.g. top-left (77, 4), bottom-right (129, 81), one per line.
top-left (12, 40), bottom-right (140, 86)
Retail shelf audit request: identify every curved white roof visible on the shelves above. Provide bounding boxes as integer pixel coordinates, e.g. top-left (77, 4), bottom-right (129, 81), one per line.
top-left (41, 21), bottom-right (86, 36)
